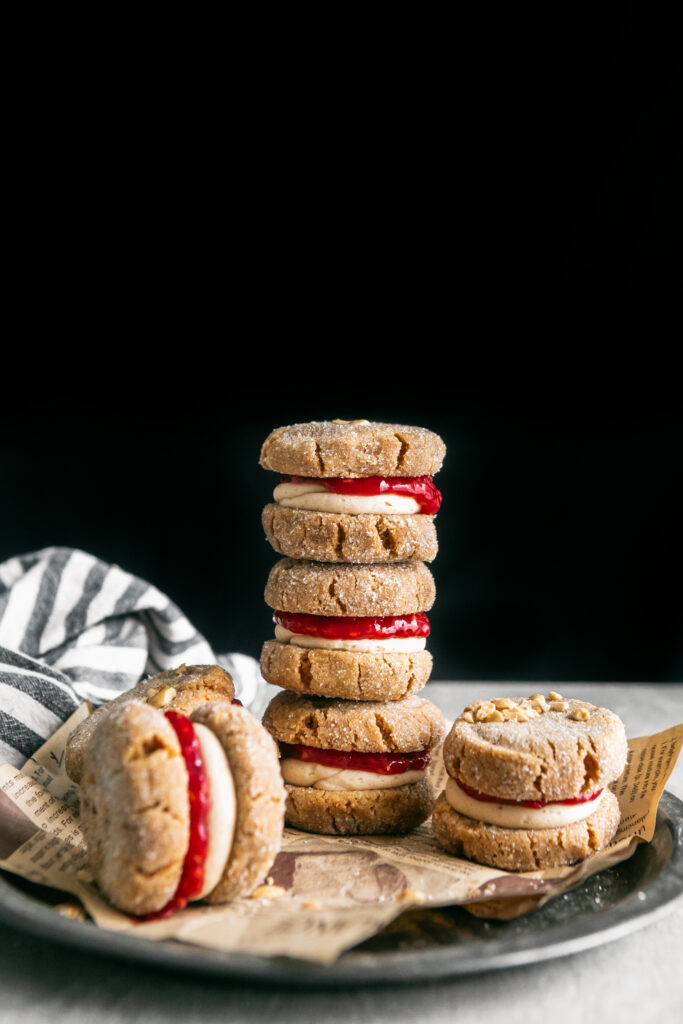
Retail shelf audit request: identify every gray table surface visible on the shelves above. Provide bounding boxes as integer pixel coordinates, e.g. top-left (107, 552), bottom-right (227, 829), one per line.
top-left (1, 682), bottom-right (682, 1024)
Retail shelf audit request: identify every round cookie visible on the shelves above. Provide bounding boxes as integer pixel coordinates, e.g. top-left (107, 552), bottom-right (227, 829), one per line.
top-left (263, 693), bottom-right (445, 835)
top-left (79, 700), bottom-right (285, 916)
top-left (263, 691), bottom-right (445, 753)
top-left (260, 420), bottom-right (446, 478)
top-left (190, 702), bottom-right (286, 904)
top-left (433, 693), bottom-right (627, 871)
top-left (264, 559), bottom-right (436, 617)
top-left (432, 788), bottom-right (622, 871)
top-left (65, 663), bottom-right (235, 785)
top-left (262, 505), bottom-right (438, 563)
top-left (260, 641), bottom-right (432, 701)
top-left (443, 695), bottom-right (628, 802)
top-left (285, 778), bottom-right (434, 835)
top-left (79, 702), bottom-right (190, 916)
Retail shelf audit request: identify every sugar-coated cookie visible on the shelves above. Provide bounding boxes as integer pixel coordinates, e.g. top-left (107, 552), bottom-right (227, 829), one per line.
top-left (285, 779), bottom-right (434, 835)
top-left (262, 560), bottom-right (435, 701)
top-left (79, 700), bottom-right (285, 916)
top-left (260, 641), bottom-right (432, 701)
top-left (65, 663), bottom-right (235, 785)
top-left (260, 420), bottom-right (444, 563)
top-left (264, 559), bottom-right (435, 617)
top-left (262, 692), bottom-right (445, 835)
top-left (260, 420), bottom-right (446, 478)
top-left (432, 788), bottom-right (621, 871)
top-left (432, 693), bottom-right (627, 871)
top-left (262, 505), bottom-right (438, 563)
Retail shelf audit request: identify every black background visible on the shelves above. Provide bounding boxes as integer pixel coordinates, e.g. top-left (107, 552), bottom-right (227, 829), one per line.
top-left (2, 393), bottom-right (681, 683)
top-left (3, 6), bottom-right (680, 683)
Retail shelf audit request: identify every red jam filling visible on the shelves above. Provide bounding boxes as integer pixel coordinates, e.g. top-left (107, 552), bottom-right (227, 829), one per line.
top-left (274, 610), bottom-right (430, 641)
top-left (281, 474), bottom-right (442, 515)
top-left (456, 779), bottom-right (604, 810)
top-left (279, 743), bottom-right (432, 775)
top-left (142, 711), bottom-right (210, 921)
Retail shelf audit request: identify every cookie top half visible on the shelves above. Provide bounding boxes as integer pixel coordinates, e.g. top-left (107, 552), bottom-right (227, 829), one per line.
top-left (264, 558), bottom-right (435, 616)
top-left (79, 702), bottom-right (190, 915)
top-left (443, 693), bottom-right (628, 802)
top-left (260, 420), bottom-right (446, 478)
top-left (263, 691), bottom-right (445, 753)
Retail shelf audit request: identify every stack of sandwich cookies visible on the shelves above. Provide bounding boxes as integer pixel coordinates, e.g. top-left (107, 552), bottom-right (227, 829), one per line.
top-left (79, 699), bottom-right (285, 916)
top-left (432, 693), bottom-right (627, 871)
top-left (259, 418), bottom-right (446, 836)
top-left (263, 692), bottom-right (445, 835)
top-left (260, 420), bottom-right (445, 563)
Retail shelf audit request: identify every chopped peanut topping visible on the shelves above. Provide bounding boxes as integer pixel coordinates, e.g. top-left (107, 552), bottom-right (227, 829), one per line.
top-left (149, 686), bottom-right (177, 708)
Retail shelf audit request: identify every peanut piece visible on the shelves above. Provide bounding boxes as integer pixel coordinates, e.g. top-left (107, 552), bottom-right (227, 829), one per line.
top-left (252, 884), bottom-right (287, 899)
top-left (462, 711), bottom-right (475, 723)
top-left (400, 888), bottom-right (427, 903)
top-left (548, 691), bottom-right (564, 701)
top-left (485, 710), bottom-right (505, 723)
top-left (149, 686), bottom-right (177, 708)
top-left (54, 902), bottom-right (87, 922)
top-left (549, 700), bottom-right (568, 711)
top-left (571, 707), bottom-right (590, 721)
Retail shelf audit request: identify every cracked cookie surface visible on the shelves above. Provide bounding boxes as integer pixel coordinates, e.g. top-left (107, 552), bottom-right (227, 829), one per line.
top-left (432, 788), bottom-right (621, 870)
top-left (262, 505), bottom-right (438, 563)
top-left (260, 641), bottom-right (432, 701)
top-left (79, 702), bottom-right (190, 916)
top-left (80, 699), bottom-right (285, 915)
top-left (260, 421), bottom-right (445, 478)
top-left (263, 691), bottom-right (445, 753)
top-left (264, 559), bottom-right (435, 617)
top-left (284, 777), bottom-right (434, 835)
top-left (443, 697), bottom-right (628, 802)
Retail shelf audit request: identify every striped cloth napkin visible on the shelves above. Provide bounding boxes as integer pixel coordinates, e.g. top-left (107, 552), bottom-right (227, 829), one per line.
top-left (0, 547), bottom-right (266, 767)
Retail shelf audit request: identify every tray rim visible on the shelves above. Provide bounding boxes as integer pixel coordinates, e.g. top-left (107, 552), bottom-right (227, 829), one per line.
top-left (1, 790), bottom-right (682, 987)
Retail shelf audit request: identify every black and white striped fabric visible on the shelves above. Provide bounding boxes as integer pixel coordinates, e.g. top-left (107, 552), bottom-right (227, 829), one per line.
top-left (0, 547), bottom-right (266, 767)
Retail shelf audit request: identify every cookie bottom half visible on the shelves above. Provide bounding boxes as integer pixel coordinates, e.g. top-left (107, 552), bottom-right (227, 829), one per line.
top-left (432, 788), bottom-right (621, 871)
top-left (262, 505), bottom-right (438, 563)
top-left (261, 641), bottom-right (432, 701)
top-left (285, 777), bottom-right (434, 835)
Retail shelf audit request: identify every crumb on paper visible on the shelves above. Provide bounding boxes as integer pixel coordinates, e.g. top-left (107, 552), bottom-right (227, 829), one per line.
top-left (54, 902), bottom-right (87, 922)
top-left (251, 884), bottom-right (287, 900)
top-left (300, 900), bottom-right (322, 911)
top-left (399, 888), bottom-right (427, 904)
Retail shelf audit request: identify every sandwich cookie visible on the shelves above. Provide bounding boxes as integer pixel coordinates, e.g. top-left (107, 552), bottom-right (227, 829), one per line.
top-left (260, 420), bottom-right (445, 563)
top-left (65, 663), bottom-right (236, 785)
top-left (432, 693), bottom-right (628, 871)
top-left (262, 691), bottom-right (445, 835)
top-left (79, 700), bottom-right (285, 916)
top-left (261, 559), bottom-right (435, 701)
